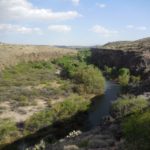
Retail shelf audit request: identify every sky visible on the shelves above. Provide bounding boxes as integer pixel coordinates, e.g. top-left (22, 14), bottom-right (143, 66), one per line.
top-left (0, 0), bottom-right (150, 46)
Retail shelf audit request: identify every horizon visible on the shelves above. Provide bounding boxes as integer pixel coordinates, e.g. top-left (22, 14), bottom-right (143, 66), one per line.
top-left (0, 0), bottom-right (150, 46)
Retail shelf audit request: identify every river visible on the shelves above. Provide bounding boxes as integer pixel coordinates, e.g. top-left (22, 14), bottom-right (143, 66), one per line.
top-left (87, 81), bottom-right (121, 129)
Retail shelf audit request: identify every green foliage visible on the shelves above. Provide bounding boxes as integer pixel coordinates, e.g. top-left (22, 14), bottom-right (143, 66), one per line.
top-left (25, 95), bottom-right (90, 133)
top-left (122, 110), bottom-right (150, 150)
top-left (52, 95), bottom-right (90, 120)
top-left (130, 75), bottom-right (141, 84)
top-left (118, 68), bottom-right (130, 86)
top-left (77, 49), bottom-right (91, 63)
top-left (112, 95), bottom-right (149, 118)
top-left (104, 65), bottom-right (113, 75)
top-left (54, 55), bottom-right (105, 95)
top-left (25, 109), bottom-right (54, 133)
top-left (74, 65), bottom-right (105, 95)
top-left (0, 119), bottom-right (19, 144)
top-left (0, 60), bottom-right (55, 87)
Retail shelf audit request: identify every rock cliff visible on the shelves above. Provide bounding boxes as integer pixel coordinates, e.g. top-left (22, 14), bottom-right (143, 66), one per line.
top-left (91, 48), bottom-right (150, 75)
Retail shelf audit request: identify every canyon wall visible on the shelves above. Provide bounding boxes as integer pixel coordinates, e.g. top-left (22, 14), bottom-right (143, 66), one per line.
top-left (91, 48), bottom-right (150, 75)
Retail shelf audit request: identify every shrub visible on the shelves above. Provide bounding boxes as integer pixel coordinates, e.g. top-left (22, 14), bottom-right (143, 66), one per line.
top-left (0, 119), bottom-right (19, 144)
top-left (104, 65), bottom-right (113, 75)
top-left (25, 95), bottom-right (90, 133)
top-left (54, 56), bottom-right (105, 95)
top-left (77, 49), bottom-right (91, 63)
top-left (25, 109), bottom-right (54, 133)
top-left (118, 68), bottom-right (130, 86)
top-left (122, 110), bottom-right (150, 150)
top-left (111, 95), bottom-right (149, 118)
top-left (74, 65), bottom-right (105, 95)
top-left (130, 75), bottom-right (141, 84)
top-left (51, 95), bottom-right (90, 120)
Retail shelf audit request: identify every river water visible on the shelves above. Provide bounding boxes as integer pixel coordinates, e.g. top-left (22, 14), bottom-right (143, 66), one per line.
top-left (87, 81), bottom-right (121, 129)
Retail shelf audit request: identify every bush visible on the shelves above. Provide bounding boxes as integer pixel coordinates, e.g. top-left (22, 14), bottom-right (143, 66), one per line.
top-left (74, 65), bottom-right (105, 95)
top-left (25, 109), bottom-right (54, 133)
top-left (77, 49), bottom-right (91, 63)
top-left (52, 95), bottom-right (90, 120)
top-left (25, 95), bottom-right (90, 133)
top-left (130, 75), bottom-right (141, 84)
top-left (54, 56), bottom-right (105, 95)
top-left (122, 110), bottom-right (150, 150)
top-left (111, 95), bottom-right (149, 118)
top-left (104, 65), bottom-right (113, 75)
top-left (118, 68), bottom-right (130, 86)
top-left (0, 119), bottom-right (19, 144)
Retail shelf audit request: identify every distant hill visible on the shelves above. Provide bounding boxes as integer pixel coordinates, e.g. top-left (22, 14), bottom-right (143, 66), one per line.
top-left (101, 37), bottom-right (150, 52)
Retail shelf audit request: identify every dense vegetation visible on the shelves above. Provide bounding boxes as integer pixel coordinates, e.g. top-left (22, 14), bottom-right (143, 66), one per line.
top-left (112, 95), bottom-right (149, 118)
top-left (104, 65), bottom-right (141, 86)
top-left (123, 110), bottom-right (150, 150)
top-left (112, 95), bottom-right (150, 150)
top-left (0, 50), bottom-right (106, 146)
top-left (54, 55), bottom-right (105, 95)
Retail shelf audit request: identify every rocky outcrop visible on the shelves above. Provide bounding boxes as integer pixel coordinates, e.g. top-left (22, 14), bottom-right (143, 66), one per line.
top-left (91, 48), bottom-right (150, 75)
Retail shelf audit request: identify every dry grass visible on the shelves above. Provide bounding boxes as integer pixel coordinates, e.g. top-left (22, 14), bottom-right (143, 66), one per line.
top-left (0, 44), bottom-right (77, 70)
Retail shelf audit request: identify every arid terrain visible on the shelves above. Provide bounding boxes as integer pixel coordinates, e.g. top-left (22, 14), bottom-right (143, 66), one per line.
top-left (0, 44), bottom-right (76, 70)
top-left (0, 39), bottom-right (150, 150)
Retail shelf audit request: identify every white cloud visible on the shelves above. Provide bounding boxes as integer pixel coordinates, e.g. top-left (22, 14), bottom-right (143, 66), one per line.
top-left (126, 25), bottom-right (147, 31)
top-left (91, 25), bottom-right (118, 37)
top-left (96, 3), bottom-right (107, 8)
top-left (72, 0), bottom-right (80, 5)
top-left (0, 24), bottom-right (41, 34)
top-left (126, 25), bottom-right (134, 29)
top-left (0, 0), bottom-right (80, 21)
top-left (136, 26), bottom-right (147, 31)
top-left (48, 25), bottom-right (71, 32)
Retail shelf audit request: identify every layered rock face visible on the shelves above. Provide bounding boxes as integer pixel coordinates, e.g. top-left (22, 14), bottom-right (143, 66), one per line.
top-left (91, 48), bottom-right (150, 75)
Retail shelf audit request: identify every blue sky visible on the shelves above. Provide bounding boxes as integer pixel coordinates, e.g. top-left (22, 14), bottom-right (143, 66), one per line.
top-left (0, 0), bottom-right (150, 45)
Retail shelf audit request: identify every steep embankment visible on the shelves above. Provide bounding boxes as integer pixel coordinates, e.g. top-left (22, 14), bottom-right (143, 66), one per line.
top-left (91, 37), bottom-right (150, 94)
top-left (0, 44), bottom-right (76, 70)
top-left (91, 48), bottom-right (150, 75)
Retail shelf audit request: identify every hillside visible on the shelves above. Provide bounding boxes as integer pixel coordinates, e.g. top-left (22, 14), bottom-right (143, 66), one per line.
top-left (0, 44), bottom-right (76, 70)
top-left (101, 37), bottom-right (150, 52)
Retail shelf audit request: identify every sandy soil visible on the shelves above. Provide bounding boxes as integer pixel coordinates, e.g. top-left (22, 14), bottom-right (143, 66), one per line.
top-left (0, 99), bottom-right (47, 122)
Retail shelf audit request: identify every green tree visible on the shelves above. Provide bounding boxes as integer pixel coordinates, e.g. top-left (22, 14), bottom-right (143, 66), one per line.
top-left (118, 68), bottom-right (130, 86)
